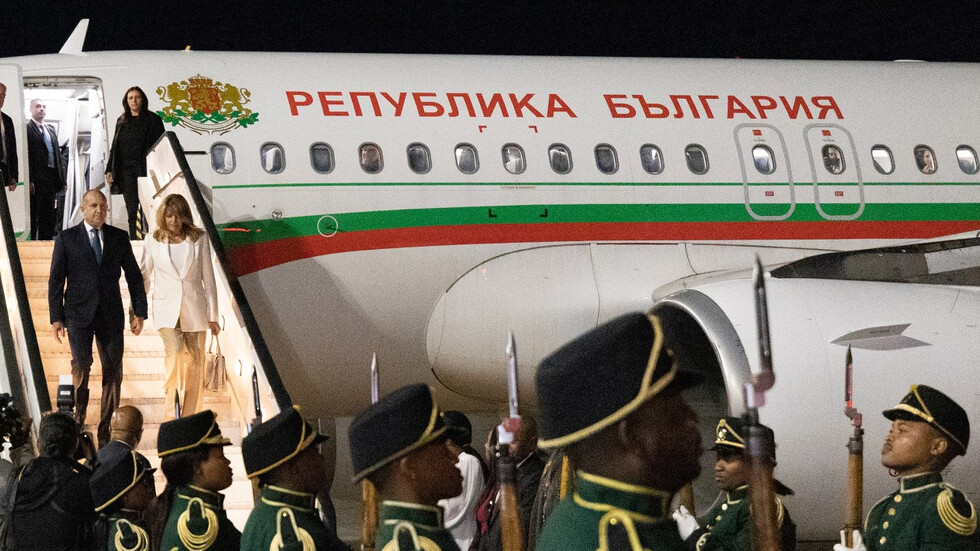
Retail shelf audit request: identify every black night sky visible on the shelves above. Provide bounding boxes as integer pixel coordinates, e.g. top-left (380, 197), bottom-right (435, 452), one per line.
top-left (2, 2), bottom-right (980, 62)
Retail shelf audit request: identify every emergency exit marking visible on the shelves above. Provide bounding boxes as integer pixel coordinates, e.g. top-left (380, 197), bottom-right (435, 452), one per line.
top-left (765, 191), bottom-right (775, 197)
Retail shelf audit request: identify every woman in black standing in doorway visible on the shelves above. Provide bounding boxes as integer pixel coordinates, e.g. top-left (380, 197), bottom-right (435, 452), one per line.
top-left (106, 86), bottom-right (165, 238)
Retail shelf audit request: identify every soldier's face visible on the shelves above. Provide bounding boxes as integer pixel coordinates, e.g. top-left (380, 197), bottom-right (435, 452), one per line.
top-left (713, 449), bottom-right (749, 492)
top-left (123, 472), bottom-right (156, 512)
top-left (881, 419), bottom-right (945, 474)
top-left (290, 444), bottom-right (328, 494)
top-left (409, 438), bottom-right (462, 504)
top-left (627, 389), bottom-right (702, 492)
top-left (194, 446), bottom-right (234, 492)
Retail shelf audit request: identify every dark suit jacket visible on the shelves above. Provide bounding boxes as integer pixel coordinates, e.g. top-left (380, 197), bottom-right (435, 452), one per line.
top-left (48, 222), bottom-right (148, 329)
top-left (477, 453), bottom-right (546, 551)
top-left (26, 119), bottom-right (65, 191)
top-left (1, 112), bottom-right (17, 184)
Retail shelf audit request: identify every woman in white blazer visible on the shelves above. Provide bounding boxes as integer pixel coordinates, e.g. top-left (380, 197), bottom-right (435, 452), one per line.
top-left (141, 194), bottom-right (220, 418)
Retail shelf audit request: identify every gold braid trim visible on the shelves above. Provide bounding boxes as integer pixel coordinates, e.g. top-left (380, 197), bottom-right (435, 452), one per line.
top-left (379, 522), bottom-right (440, 551)
top-left (596, 509), bottom-right (647, 551)
top-left (937, 487), bottom-right (977, 536)
top-left (177, 497), bottom-right (219, 551)
top-left (270, 507), bottom-right (315, 551)
top-left (114, 519), bottom-right (150, 551)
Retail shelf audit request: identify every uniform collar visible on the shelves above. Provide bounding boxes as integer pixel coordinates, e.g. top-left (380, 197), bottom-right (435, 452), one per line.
top-left (726, 485), bottom-right (749, 503)
top-left (572, 470), bottom-right (672, 524)
top-left (177, 485), bottom-right (225, 509)
top-left (110, 508), bottom-right (145, 523)
top-left (899, 471), bottom-right (943, 493)
top-left (381, 500), bottom-right (444, 530)
top-left (260, 485), bottom-right (317, 512)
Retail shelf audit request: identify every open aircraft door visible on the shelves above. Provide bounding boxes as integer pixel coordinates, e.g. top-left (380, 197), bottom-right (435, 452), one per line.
top-left (805, 124), bottom-right (865, 220)
top-left (735, 124), bottom-right (795, 220)
top-left (0, 65), bottom-right (28, 238)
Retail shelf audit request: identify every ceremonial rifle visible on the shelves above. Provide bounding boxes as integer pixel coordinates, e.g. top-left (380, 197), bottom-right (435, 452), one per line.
top-left (496, 331), bottom-right (524, 551)
top-left (744, 256), bottom-right (781, 551)
top-left (361, 354), bottom-right (380, 551)
top-left (843, 346), bottom-right (864, 547)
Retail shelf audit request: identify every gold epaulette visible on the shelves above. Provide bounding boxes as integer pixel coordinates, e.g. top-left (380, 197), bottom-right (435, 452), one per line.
top-left (177, 497), bottom-right (219, 551)
top-left (937, 486), bottom-right (977, 536)
top-left (270, 507), bottom-right (314, 551)
top-left (776, 497), bottom-right (785, 528)
top-left (114, 518), bottom-right (150, 551)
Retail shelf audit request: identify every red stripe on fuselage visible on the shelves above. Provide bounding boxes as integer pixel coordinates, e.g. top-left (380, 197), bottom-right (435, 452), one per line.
top-left (226, 221), bottom-right (978, 276)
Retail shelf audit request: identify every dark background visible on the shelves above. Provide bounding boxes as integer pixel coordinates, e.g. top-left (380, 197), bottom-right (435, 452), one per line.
top-left (2, 1), bottom-right (979, 61)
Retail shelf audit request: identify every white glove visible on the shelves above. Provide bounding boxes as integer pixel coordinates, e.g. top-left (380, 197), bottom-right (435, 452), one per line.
top-left (672, 505), bottom-right (700, 540)
top-left (833, 529), bottom-right (866, 551)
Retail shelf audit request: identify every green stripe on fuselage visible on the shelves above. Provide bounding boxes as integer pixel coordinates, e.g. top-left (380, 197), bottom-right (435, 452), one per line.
top-left (214, 202), bottom-right (980, 247)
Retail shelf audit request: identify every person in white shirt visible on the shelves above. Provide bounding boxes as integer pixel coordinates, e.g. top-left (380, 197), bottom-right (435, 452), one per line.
top-left (439, 411), bottom-right (486, 551)
top-left (141, 194), bottom-right (219, 418)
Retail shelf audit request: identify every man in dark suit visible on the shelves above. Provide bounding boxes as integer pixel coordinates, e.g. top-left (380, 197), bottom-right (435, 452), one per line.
top-left (27, 98), bottom-right (66, 240)
top-left (49, 189), bottom-right (147, 446)
top-left (0, 83), bottom-right (18, 191)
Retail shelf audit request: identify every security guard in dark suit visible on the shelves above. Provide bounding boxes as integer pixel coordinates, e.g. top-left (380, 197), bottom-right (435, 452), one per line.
top-left (240, 405), bottom-right (348, 551)
top-left (90, 446), bottom-right (156, 551)
top-left (154, 410), bottom-right (240, 551)
top-left (836, 384), bottom-right (977, 551)
top-left (349, 383), bottom-right (463, 551)
top-left (673, 417), bottom-right (796, 551)
top-left (534, 312), bottom-right (704, 551)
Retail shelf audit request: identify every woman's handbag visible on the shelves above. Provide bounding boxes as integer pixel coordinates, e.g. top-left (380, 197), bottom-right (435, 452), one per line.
top-left (204, 333), bottom-right (227, 392)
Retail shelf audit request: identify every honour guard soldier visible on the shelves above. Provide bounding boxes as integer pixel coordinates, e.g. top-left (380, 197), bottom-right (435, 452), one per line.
top-left (240, 405), bottom-right (348, 551)
top-left (149, 410), bottom-right (241, 551)
top-left (836, 385), bottom-right (977, 551)
top-left (672, 417), bottom-right (796, 551)
top-left (348, 383), bottom-right (463, 551)
top-left (90, 447), bottom-right (156, 551)
top-left (534, 312), bottom-right (704, 551)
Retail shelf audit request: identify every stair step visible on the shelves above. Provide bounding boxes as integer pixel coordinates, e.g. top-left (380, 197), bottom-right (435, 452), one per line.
top-left (42, 354), bottom-right (172, 376)
top-left (73, 395), bottom-right (234, 427)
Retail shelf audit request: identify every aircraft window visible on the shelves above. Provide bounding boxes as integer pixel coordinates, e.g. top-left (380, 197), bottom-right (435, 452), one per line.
top-left (407, 143), bottom-right (432, 174)
top-left (549, 144), bottom-right (572, 175)
top-left (502, 144), bottom-right (526, 175)
top-left (360, 143), bottom-right (383, 174)
top-left (594, 144), bottom-right (619, 175)
top-left (821, 145), bottom-right (845, 175)
top-left (752, 145), bottom-right (776, 175)
top-left (640, 145), bottom-right (664, 175)
top-left (455, 143), bottom-right (479, 174)
top-left (260, 143), bottom-right (285, 174)
top-left (871, 145), bottom-right (895, 175)
top-left (310, 143), bottom-right (334, 174)
top-left (210, 143), bottom-right (235, 174)
top-left (955, 146), bottom-right (978, 175)
top-left (914, 145), bottom-right (937, 175)
top-left (685, 144), bottom-right (709, 175)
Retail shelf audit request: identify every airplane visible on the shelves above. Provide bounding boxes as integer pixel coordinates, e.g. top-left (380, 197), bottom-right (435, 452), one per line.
top-left (0, 20), bottom-right (977, 541)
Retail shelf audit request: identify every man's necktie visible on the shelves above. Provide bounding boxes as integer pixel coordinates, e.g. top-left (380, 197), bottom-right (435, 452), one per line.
top-left (40, 124), bottom-right (54, 168)
top-left (91, 228), bottom-right (102, 265)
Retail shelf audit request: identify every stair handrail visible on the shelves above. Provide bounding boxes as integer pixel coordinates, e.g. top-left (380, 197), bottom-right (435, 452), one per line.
top-left (141, 132), bottom-right (291, 420)
top-left (0, 176), bottom-right (50, 443)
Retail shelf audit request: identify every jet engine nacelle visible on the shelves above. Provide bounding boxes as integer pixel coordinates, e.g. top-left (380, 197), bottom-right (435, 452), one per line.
top-left (652, 275), bottom-right (980, 539)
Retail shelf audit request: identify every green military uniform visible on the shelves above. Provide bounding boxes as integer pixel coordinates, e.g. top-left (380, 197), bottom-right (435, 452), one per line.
top-left (684, 417), bottom-right (796, 551)
top-left (864, 472), bottom-right (976, 550)
top-left (160, 484), bottom-right (241, 551)
top-left (240, 405), bottom-right (344, 551)
top-left (536, 470), bottom-right (685, 551)
top-left (534, 313), bottom-right (704, 551)
top-left (861, 385), bottom-right (977, 551)
top-left (90, 445), bottom-right (155, 551)
top-left (241, 486), bottom-right (338, 551)
top-left (106, 509), bottom-right (151, 551)
top-left (375, 501), bottom-right (461, 551)
top-left (691, 486), bottom-right (795, 551)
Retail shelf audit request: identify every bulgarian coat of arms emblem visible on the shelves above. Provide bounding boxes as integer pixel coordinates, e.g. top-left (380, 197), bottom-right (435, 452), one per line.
top-left (156, 75), bottom-right (259, 134)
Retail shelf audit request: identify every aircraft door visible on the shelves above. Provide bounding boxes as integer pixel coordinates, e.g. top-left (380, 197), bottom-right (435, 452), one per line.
top-left (0, 65), bottom-right (28, 237)
top-left (735, 124), bottom-right (795, 220)
top-left (805, 124), bottom-right (864, 220)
